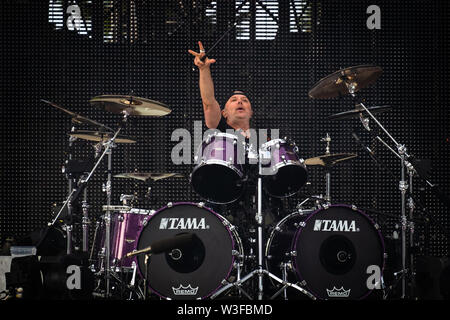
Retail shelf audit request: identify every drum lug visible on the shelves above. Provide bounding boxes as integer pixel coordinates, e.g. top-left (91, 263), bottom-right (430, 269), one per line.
top-left (322, 203), bottom-right (330, 210)
top-left (118, 214), bottom-right (124, 222)
top-left (351, 205), bottom-right (358, 211)
top-left (294, 221), bottom-right (306, 228)
top-left (290, 251), bottom-right (297, 257)
top-left (197, 202), bottom-right (204, 208)
top-left (167, 202), bottom-right (173, 207)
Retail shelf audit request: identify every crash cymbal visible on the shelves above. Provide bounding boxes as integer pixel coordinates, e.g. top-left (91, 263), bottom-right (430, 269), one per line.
top-left (114, 172), bottom-right (184, 182)
top-left (41, 99), bottom-right (113, 131)
top-left (308, 65), bottom-right (382, 99)
top-left (90, 95), bottom-right (171, 117)
top-left (69, 130), bottom-right (136, 144)
top-left (304, 153), bottom-right (358, 167)
top-left (326, 105), bottom-right (391, 120)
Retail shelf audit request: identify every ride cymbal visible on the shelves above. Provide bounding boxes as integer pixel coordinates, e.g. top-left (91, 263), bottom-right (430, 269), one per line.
top-left (308, 65), bottom-right (382, 99)
top-left (326, 105), bottom-right (391, 120)
top-left (90, 95), bottom-right (171, 116)
top-left (69, 130), bottom-right (136, 144)
top-left (304, 153), bottom-right (357, 167)
top-left (114, 172), bottom-right (184, 182)
top-left (41, 99), bottom-right (113, 131)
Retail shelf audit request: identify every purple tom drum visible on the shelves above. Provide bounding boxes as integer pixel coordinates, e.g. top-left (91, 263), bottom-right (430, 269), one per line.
top-left (190, 132), bottom-right (245, 204)
top-left (260, 138), bottom-right (308, 198)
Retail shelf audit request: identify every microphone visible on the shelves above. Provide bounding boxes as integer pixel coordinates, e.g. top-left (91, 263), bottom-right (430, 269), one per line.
top-left (125, 233), bottom-right (196, 258)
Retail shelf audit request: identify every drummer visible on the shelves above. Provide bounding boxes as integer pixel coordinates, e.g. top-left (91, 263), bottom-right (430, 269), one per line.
top-left (188, 41), bottom-right (283, 224)
top-left (188, 41), bottom-right (253, 138)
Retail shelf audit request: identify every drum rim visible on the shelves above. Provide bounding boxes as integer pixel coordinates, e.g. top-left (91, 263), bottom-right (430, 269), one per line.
top-left (133, 201), bottom-right (239, 300)
top-left (260, 138), bottom-right (287, 149)
top-left (292, 203), bottom-right (386, 300)
top-left (204, 131), bottom-right (240, 141)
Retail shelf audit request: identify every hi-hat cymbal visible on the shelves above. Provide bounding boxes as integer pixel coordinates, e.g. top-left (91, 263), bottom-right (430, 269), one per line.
top-left (69, 130), bottom-right (136, 144)
top-left (326, 105), bottom-right (391, 120)
top-left (114, 172), bottom-right (184, 182)
top-left (304, 153), bottom-right (357, 167)
top-left (308, 65), bottom-right (382, 99)
top-left (90, 95), bottom-right (171, 117)
top-left (41, 99), bottom-right (113, 131)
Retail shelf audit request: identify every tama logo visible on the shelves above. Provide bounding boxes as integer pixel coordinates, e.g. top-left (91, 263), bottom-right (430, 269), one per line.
top-left (159, 217), bottom-right (208, 230)
top-left (326, 286), bottom-right (351, 298)
top-left (172, 284), bottom-right (199, 296)
top-left (313, 219), bottom-right (359, 232)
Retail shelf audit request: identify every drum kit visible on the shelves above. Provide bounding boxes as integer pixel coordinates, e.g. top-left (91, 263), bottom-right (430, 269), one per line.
top-left (40, 64), bottom-right (431, 301)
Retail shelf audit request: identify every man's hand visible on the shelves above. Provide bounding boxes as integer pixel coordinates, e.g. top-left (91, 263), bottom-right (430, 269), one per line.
top-left (188, 41), bottom-right (216, 70)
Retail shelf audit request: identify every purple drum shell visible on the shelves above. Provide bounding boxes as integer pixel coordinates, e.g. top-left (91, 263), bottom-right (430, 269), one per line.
top-left (261, 139), bottom-right (308, 198)
top-left (100, 211), bottom-right (150, 268)
top-left (191, 133), bottom-right (245, 204)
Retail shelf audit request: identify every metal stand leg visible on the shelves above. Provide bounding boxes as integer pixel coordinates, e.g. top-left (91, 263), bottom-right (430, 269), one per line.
top-left (210, 150), bottom-right (315, 301)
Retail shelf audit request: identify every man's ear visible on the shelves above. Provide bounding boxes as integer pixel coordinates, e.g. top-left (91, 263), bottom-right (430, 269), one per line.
top-left (222, 108), bottom-right (228, 119)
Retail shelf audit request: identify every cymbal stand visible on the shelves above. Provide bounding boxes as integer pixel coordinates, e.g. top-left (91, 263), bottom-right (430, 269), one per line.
top-left (51, 112), bottom-right (129, 298)
top-left (210, 150), bottom-right (316, 300)
top-left (347, 84), bottom-right (414, 299)
top-left (64, 129), bottom-right (78, 254)
top-left (320, 133), bottom-right (332, 203)
top-left (81, 181), bottom-right (90, 253)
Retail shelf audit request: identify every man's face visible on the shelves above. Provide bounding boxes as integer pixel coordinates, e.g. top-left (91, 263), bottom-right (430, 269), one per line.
top-left (222, 94), bottom-right (253, 123)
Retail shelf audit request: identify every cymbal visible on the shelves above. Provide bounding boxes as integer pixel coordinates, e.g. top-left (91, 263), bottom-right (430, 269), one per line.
top-left (114, 172), bottom-right (184, 182)
top-left (326, 105), bottom-right (391, 120)
top-left (308, 65), bottom-right (382, 99)
top-left (90, 95), bottom-right (171, 117)
top-left (41, 99), bottom-right (113, 131)
top-left (304, 153), bottom-right (358, 167)
top-left (69, 130), bottom-right (136, 144)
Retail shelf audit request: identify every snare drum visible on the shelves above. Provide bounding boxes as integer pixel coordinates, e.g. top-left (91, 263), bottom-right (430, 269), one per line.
top-left (260, 138), bottom-right (308, 198)
top-left (133, 202), bottom-right (243, 300)
top-left (191, 132), bottom-right (245, 204)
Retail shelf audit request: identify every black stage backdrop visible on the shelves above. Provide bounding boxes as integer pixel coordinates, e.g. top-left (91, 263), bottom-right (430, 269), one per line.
top-left (1, 1), bottom-right (449, 275)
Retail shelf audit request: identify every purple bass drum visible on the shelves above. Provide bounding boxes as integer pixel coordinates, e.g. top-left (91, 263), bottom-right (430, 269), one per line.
top-left (266, 204), bottom-right (385, 300)
top-left (133, 202), bottom-right (243, 300)
top-left (260, 138), bottom-right (308, 198)
top-left (190, 132), bottom-right (245, 204)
